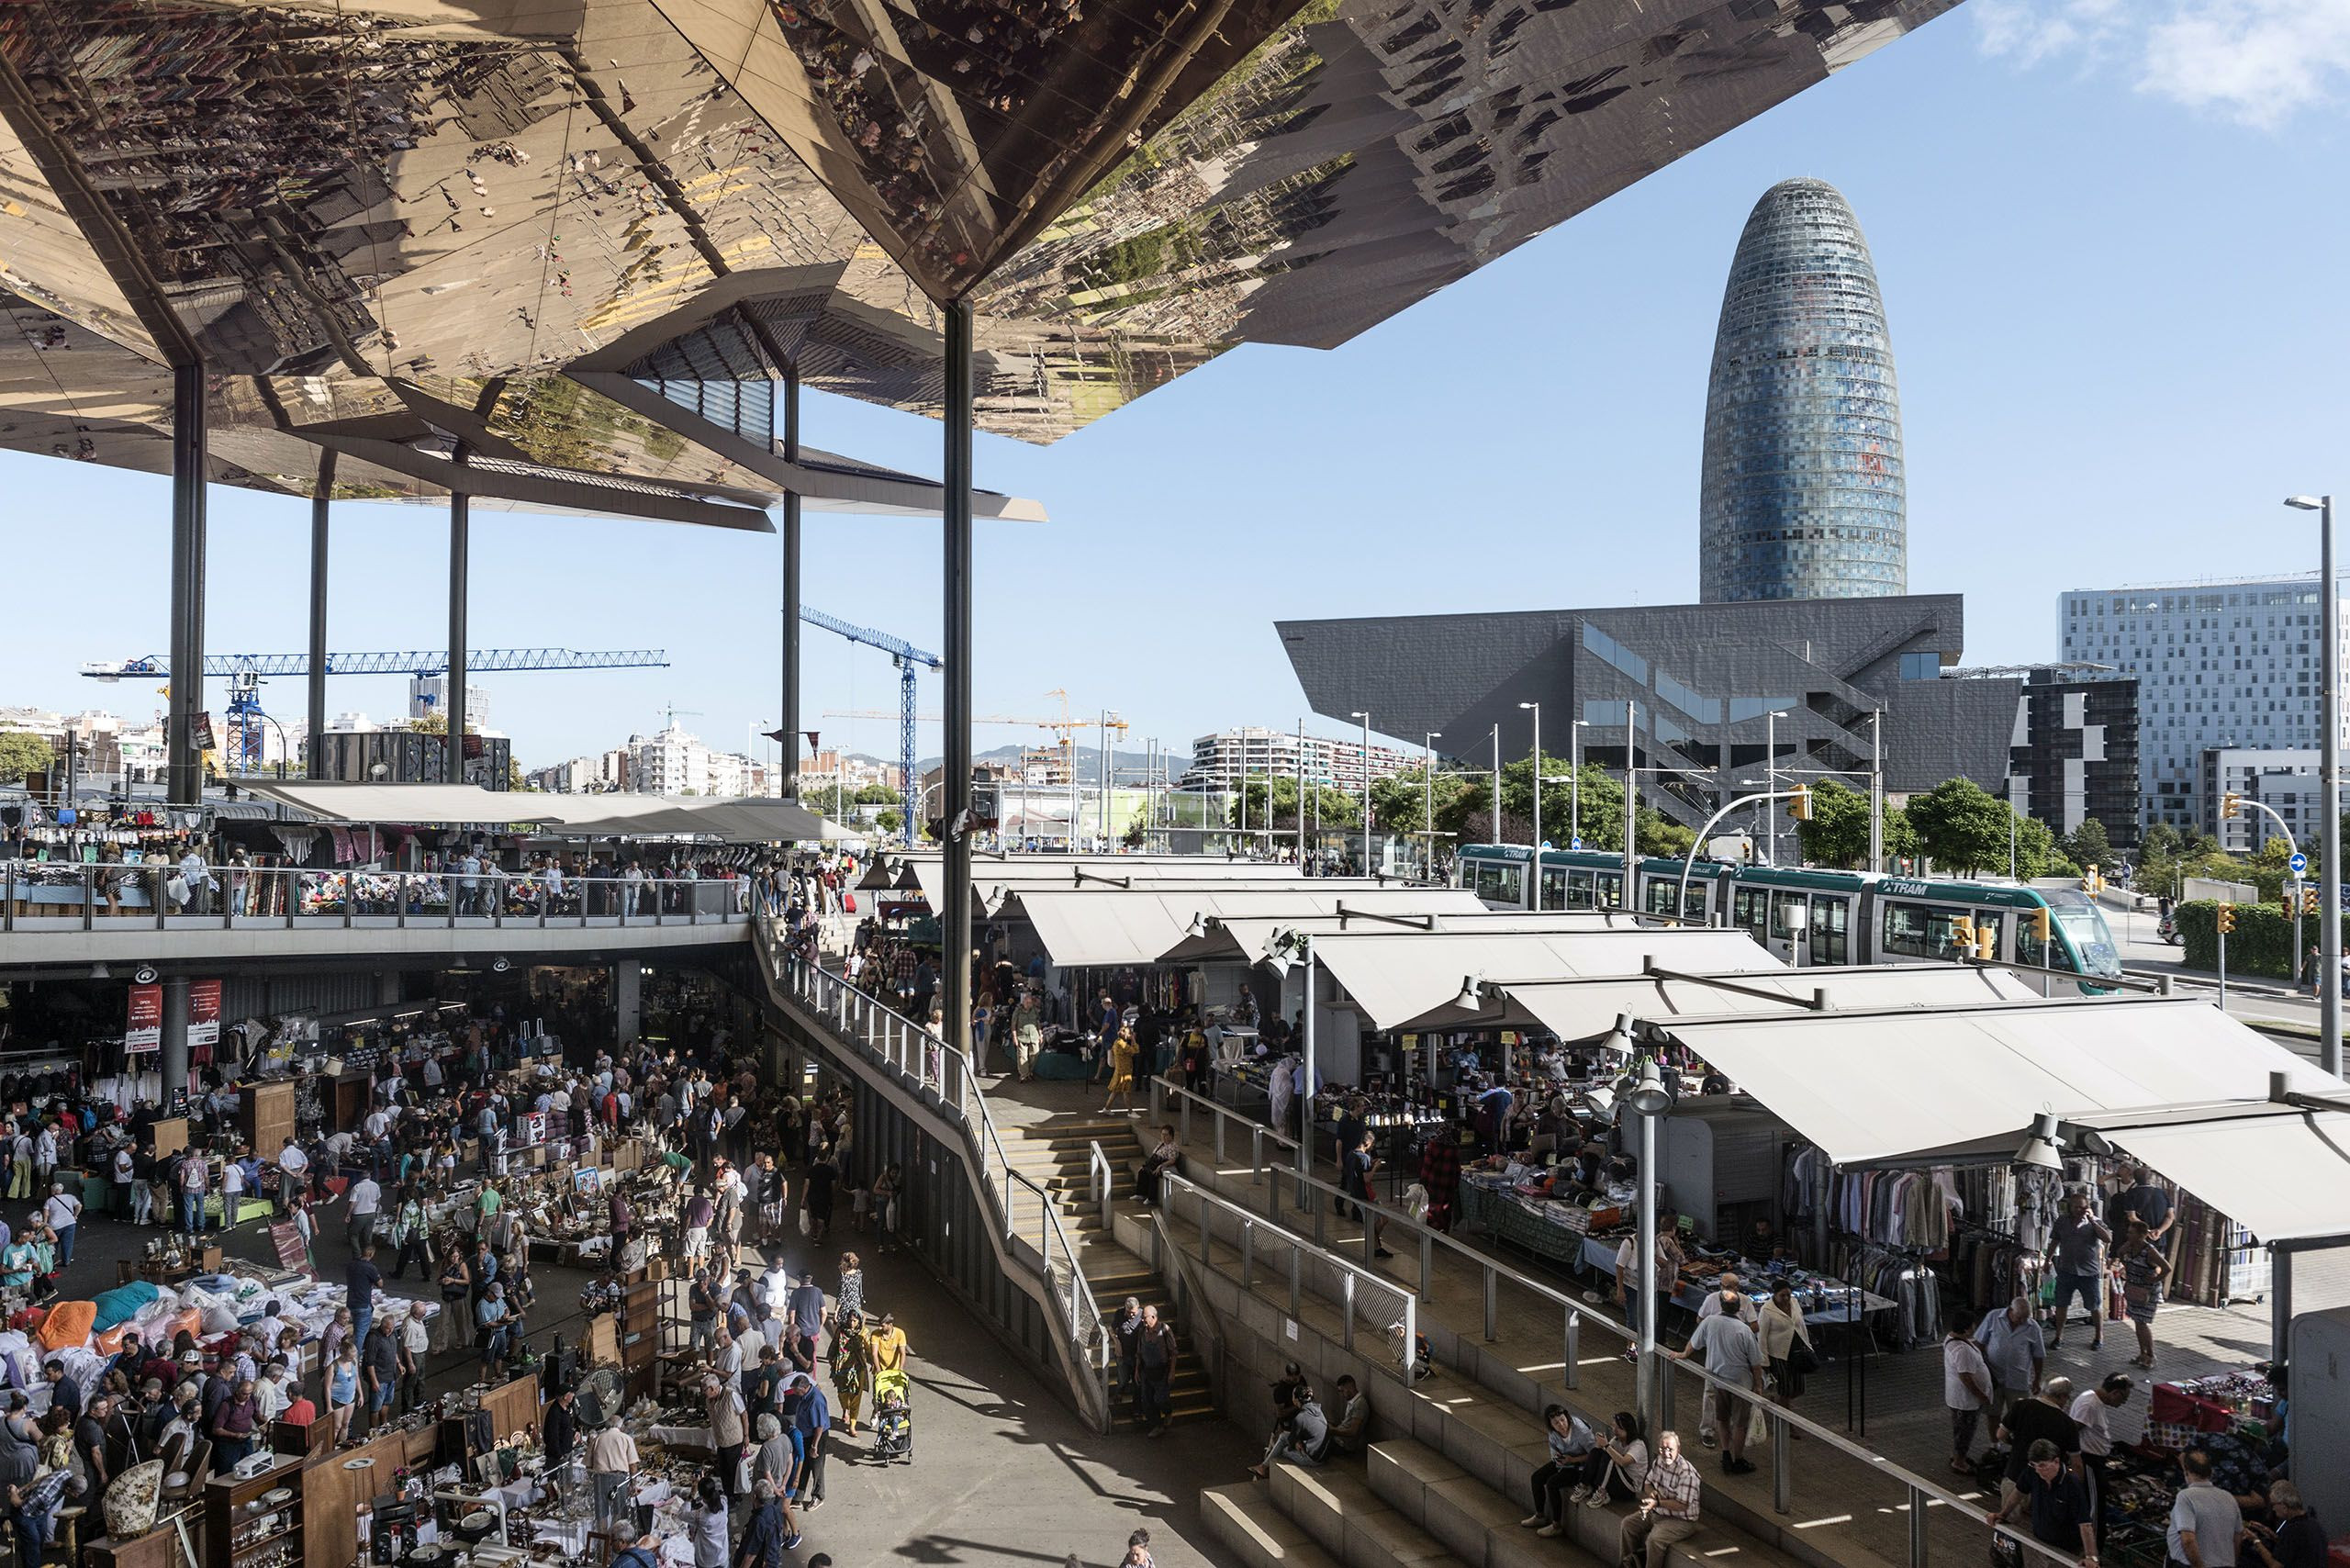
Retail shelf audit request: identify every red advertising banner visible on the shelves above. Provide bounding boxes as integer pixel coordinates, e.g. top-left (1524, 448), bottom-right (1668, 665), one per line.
top-left (126, 983), bottom-right (162, 1053)
top-left (188, 979), bottom-right (221, 1049)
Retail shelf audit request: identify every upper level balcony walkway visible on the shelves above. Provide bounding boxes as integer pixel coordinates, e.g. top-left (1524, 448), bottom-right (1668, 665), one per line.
top-left (0, 862), bottom-right (756, 968)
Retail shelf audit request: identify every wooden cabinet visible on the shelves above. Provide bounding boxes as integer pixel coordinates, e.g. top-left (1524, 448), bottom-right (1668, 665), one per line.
top-left (204, 1455), bottom-right (304, 1568)
top-left (237, 1081), bottom-right (297, 1159)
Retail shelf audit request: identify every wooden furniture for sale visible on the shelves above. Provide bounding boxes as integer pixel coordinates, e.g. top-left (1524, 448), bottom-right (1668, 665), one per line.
top-left (204, 1454), bottom-right (304, 1568)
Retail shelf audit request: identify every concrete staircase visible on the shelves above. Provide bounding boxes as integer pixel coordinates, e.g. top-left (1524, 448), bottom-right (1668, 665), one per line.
top-left (999, 1114), bottom-right (1213, 1425)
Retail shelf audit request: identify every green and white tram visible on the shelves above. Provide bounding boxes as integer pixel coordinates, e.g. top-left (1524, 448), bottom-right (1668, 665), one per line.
top-left (1454, 845), bottom-right (2122, 986)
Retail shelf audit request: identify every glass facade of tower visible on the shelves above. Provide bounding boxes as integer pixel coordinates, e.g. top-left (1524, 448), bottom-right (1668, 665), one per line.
top-left (1698, 178), bottom-right (1905, 603)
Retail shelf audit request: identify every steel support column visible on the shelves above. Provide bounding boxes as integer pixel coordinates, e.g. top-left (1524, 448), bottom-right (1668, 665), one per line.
top-left (780, 369), bottom-right (802, 799)
top-left (166, 363), bottom-right (207, 805)
top-left (940, 299), bottom-right (976, 1056)
top-left (161, 976), bottom-right (190, 1099)
top-left (2320, 495), bottom-right (2342, 1078)
top-left (306, 449), bottom-right (336, 778)
top-left (446, 460), bottom-right (470, 782)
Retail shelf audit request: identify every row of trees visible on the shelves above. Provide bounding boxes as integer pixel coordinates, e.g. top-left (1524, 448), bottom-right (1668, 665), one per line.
top-left (1229, 756), bottom-right (1696, 857)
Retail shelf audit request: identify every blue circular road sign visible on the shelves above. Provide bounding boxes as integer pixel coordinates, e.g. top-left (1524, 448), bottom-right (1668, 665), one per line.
top-left (2291, 852), bottom-right (2309, 875)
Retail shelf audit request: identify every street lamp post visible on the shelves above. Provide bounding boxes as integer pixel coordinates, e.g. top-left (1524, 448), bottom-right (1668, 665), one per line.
top-left (1490, 725), bottom-right (1501, 845)
top-left (1626, 1044), bottom-right (1673, 1426)
top-left (1519, 701), bottom-right (1541, 910)
top-left (1423, 731), bottom-right (1441, 880)
top-left (1571, 719), bottom-right (1589, 856)
top-left (2288, 494), bottom-right (2341, 1078)
top-left (1764, 709), bottom-right (1789, 867)
top-left (1350, 711), bottom-right (1373, 875)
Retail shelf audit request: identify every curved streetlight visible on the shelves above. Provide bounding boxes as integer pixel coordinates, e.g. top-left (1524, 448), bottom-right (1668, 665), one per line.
top-left (2286, 494), bottom-right (2340, 1078)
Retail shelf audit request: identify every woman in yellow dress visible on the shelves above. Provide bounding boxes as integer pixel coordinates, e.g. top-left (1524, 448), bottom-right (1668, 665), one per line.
top-left (1101, 1023), bottom-right (1139, 1115)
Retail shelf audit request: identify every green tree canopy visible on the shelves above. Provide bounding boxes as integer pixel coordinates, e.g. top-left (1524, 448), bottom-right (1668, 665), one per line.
top-left (1229, 774), bottom-right (1360, 832)
top-left (0, 732), bottom-right (54, 785)
top-left (853, 782), bottom-right (898, 805)
top-left (1902, 778), bottom-right (2049, 878)
top-left (2064, 818), bottom-right (2114, 874)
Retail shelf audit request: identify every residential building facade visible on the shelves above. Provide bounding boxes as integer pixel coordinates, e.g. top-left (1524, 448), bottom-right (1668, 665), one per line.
top-left (1180, 727), bottom-right (1414, 793)
top-left (2199, 748), bottom-right (2344, 855)
top-left (1970, 667), bottom-right (2143, 850)
top-left (2059, 575), bottom-right (2350, 832)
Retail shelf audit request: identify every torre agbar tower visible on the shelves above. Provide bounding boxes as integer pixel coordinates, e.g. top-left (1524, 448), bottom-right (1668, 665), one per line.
top-left (1698, 178), bottom-right (1908, 603)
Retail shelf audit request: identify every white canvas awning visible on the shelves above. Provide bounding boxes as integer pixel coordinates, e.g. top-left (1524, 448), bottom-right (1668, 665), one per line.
top-left (909, 854), bottom-right (1321, 913)
top-left (1001, 885), bottom-right (1488, 969)
top-left (1475, 963), bottom-right (2045, 1042)
top-left (238, 781), bottom-right (544, 823)
top-left (1158, 909), bottom-right (1646, 967)
top-left (1661, 997), bottom-right (2350, 1243)
top-left (1306, 927), bottom-right (1787, 1033)
top-left (236, 782), bottom-right (839, 841)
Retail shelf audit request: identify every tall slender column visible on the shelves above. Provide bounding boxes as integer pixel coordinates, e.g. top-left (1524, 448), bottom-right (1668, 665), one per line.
top-left (307, 450), bottom-right (336, 778)
top-left (446, 460), bottom-right (470, 782)
top-left (167, 363), bottom-right (208, 805)
top-left (940, 301), bottom-right (975, 1056)
top-left (161, 976), bottom-right (191, 1100)
top-left (780, 369), bottom-right (802, 799)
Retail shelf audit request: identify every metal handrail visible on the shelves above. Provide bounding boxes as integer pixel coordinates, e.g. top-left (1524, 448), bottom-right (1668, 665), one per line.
top-left (1160, 1171), bottom-right (1416, 1380)
top-left (1088, 1140), bottom-right (1114, 1233)
top-left (1148, 1074), bottom-right (1601, 1366)
top-left (765, 943), bottom-right (1112, 1415)
top-left (1148, 1071), bottom-right (2076, 1568)
top-left (0, 860), bottom-right (754, 932)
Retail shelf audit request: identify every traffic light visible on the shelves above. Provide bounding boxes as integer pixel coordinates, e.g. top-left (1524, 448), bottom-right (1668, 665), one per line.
top-left (2217, 902), bottom-right (2237, 935)
top-left (2031, 906), bottom-right (2052, 945)
top-left (1975, 923), bottom-right (1998, 960)
top-left (2222, 791), bottom-right (2242, 820)
top-left (2084, 864), bottom-right (2102, 896)
top-left (1951, 916), bottom-right (1977, 956)
top-left (2306, 889), bottom-right (2322, 915)
top-left (1787, 784), bottom-right (1812, 822)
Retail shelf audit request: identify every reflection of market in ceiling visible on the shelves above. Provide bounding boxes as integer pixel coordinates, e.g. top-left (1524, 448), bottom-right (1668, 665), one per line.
top-left (0, 0), bottom-right (1957, 508)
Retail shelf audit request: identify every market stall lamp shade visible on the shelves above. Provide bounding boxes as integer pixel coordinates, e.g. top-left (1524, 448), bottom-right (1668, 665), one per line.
top-left (1451, 975), bottom-right (1483, 1012)
top-left (1606, 1013), bottom-right (1640, 1063)
top-left (2013, 1112), bottom-right (2065, 1171)
top-left (1627, 1053), bottom-right (1672, 1117)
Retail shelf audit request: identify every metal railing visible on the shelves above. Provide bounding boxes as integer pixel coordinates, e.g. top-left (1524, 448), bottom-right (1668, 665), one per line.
top-left (0, 860), bottom-right (754, 932)
top-left (1147, 1071), bottom-right (2078, 1568)
top-left (1158, 1171), bottom-right (1416, 1381)
top-left (763, 938), bottom-right (1112, 1428)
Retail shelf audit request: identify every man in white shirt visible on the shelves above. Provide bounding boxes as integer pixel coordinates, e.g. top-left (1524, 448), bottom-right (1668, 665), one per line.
top-left (275, 1137), bottom-right (309, 1195)
top-left (2070, 1372), bottom-right (2133, 1517)
top-left (177, 847), bottom-right (214, 913)
top-left (346, 1174), bottom-right (383, 1249)
top-left (253, 1362), bottom-right (291, 1425)
top-left (41, 1182), bottom-right (83, 1265)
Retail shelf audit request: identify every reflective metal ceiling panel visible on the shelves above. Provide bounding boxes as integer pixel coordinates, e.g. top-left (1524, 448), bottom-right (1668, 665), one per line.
top-left (0, 0), bottom-right (1957, 506)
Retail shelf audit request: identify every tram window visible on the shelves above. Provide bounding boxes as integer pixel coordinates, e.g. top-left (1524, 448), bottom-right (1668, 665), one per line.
top-left (1567, 869), bottom-right (1597, 908)
top-left (1540, 868), bottom-right (1569, 908)
top-left (1734, 888), bottom-right (1769, 940)
top-left (1473, 862), bottom-right (1525, 905)
top-left (1646, 879), bottom-right (1677, 916)
top-left (1771, 891), bottom-right (1806, 939)
top-left (2019, 908), bottom-right (2056, 969)
top-left (1596, 872), bottom-right (1625, 909)
top-left (1808, 898), bottom-right (1849, 965)
top-left (1881, 902), bottom-right (1975, 959)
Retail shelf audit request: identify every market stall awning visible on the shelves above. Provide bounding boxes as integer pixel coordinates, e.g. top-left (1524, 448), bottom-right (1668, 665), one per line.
top-left (1158, 908), bottom-right (1647, 967)
top-left (237, 781), bottom-right (544, 824)
top-left (1475, 963), bottom-right (2045, 1042)
top-left (1658, 997), bottom-right (2350, 1241)
top-left (912, 853), bottom-right (1328, 913)
top-left (1002, 885), bottom-right (1489, 969)
top-left (234, 781), bottom-right (841, 841)
top-left (1307, 927), bottom-right (1788, 1033)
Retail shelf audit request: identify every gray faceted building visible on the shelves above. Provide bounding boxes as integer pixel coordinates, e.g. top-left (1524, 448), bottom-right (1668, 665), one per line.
top-left (1699, 178), bottom-right (1907, 603)
top-left (1279, 595), bottom-right (2015, 837)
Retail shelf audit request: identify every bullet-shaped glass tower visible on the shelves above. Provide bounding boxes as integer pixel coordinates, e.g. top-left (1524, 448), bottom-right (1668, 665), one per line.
top-left (1698, 178), bottom-right (1905, 603)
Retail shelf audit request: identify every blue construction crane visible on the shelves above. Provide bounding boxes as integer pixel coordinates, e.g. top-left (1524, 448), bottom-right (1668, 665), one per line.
top-left (82, 648), bottom-right (668, 771)
top-left (799, 607), bottom-right (940, 845)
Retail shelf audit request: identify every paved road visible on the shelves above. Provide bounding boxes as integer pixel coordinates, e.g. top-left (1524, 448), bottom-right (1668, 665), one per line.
top-left (2103, 896), bottom-right (2336, 1052)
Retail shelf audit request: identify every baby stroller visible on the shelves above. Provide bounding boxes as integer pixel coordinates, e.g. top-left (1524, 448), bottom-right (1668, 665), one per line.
top-left (870, 1368), bottom-right (912, 1462)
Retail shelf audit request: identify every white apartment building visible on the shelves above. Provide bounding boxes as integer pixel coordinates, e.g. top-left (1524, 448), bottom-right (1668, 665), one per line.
top-left (2059, 574), bottom-right (2350, 831)
top-left (1181, 726), bottom-right (1415, 792)
top-left (626, 722), bottom-right (764, 797)
top-left (2199, 748), bottom-right (2333, 854)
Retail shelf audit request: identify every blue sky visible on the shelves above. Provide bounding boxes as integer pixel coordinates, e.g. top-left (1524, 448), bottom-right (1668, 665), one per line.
top-left (6, 1), bottom-right (2347, 773)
